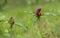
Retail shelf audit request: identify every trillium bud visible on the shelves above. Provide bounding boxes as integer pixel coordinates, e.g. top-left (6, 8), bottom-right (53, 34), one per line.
top-left (8, 17), bottom-right (14, 28)
top-left (36, 8), bottom-right (41, 19)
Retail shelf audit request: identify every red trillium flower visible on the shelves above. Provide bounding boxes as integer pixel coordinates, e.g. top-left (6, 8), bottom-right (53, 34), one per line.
top-left (36, 8), bottom-right (41, 19)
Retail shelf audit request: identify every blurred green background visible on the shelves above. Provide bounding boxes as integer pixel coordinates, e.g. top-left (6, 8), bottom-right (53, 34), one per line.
top-left (0, 0), bottom-right (60, 38)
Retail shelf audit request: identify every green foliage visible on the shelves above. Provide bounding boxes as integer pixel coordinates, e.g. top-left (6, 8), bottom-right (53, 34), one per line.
top-left (0, 0), bottom-right (60, 38)
top-left (0, 0), bottom-right (7, 11)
